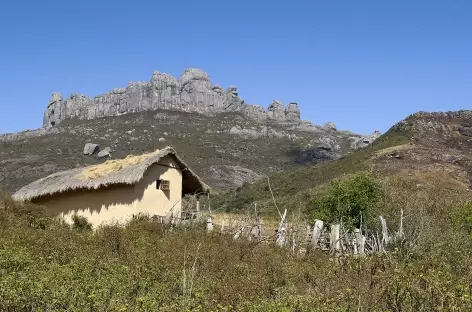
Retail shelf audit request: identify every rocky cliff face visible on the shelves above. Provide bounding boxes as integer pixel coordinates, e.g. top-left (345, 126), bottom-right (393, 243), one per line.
top-left (43, 68), bottom-right (302, 127)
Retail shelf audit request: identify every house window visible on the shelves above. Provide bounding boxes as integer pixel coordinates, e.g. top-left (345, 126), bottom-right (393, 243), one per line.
top-left (156, 179), bottom-right (170, 191)
top-left (156, 179), bottom-right (170, 199)
top-left (161, 180), bottom-right (170, 191)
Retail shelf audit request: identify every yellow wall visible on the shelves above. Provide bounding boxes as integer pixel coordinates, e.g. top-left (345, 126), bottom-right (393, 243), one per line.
top-left (35, 156), bottom-right (183, 228)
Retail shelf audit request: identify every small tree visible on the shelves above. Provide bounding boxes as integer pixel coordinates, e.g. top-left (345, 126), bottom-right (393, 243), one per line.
top-left (312, 172), bottom-right (383, 229)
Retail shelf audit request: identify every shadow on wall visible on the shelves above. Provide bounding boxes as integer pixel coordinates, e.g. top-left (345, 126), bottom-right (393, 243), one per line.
top-left (33, 182), bottom-right (148, 217)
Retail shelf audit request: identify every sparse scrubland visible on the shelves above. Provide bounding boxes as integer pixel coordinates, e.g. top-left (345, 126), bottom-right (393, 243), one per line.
top-left (2, 164), bottom-right (472, 311)
top-left (2, 111), bottom-right (472, 311)
top-left (1, 173), bottom-right (472, 312)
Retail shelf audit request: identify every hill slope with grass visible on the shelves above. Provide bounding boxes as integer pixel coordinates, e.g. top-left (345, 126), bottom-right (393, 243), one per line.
top-left (213, 110), bottom-right (472, 217)
top-left (0, 109), bottom-right (372, 194)
top-left (2, 111), bottom-right (472, 311)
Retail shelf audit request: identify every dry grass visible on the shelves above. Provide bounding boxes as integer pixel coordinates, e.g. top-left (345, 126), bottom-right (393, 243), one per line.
top-left (211, 212), bottom-right (281, 236)
top-left (82, 151), bottom-right (158, 179)
top-left (372, 143), bottom-right (412, 158)
top-left (13, 147), bottom-right (210, 202)
top-left (1, 193), bottom-right (472, 311)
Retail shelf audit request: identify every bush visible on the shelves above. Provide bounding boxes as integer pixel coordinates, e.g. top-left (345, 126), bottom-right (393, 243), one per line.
top-left (71, 214), bottom-right (92, 231)
top-left (1, 195), bottom-right (472, 311)
top-left (312, 172), bottom-right (384, 229)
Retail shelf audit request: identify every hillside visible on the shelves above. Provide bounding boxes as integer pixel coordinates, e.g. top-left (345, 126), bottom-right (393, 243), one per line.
top-left (2, 110), bottom-right (472, 311)
top-left (2, 111), bottom-right (472, 311)
top-left (0, 109), bottom-right (375, 194)
top-left (214, 110), bottom-right (472, 215)
top-left (0, 68), bottom-right (382, 194)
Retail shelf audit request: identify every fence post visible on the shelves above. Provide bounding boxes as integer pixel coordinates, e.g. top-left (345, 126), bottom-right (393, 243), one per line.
top-left (206, 216), bottom-right (214, 232)
top-left (250, 217), bottom-right (262, 241)
top-left (354, 228), bottom-right (366, 256)
top-left (379, 216), bottom-right (389, 247)
top-left (312, 220), bottom-right (324, 249)
top-left (220, 219), bottom-right (226, 233)
top-left (330, 224), bottom-right (341, 255)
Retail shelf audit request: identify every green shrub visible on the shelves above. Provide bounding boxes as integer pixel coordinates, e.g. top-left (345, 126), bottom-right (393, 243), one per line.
top-left (71, 214), bottom-right (92, 231)
top-left (312, 172), bottom-right (383, 229)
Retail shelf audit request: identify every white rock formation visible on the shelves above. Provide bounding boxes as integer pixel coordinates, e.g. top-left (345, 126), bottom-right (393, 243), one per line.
top-left (43, 69), bottom-right (303, 127)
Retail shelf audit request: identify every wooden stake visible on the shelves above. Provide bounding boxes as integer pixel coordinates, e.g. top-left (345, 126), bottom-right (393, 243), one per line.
top-left (276, 209), bottom-right (288, 247)
top-left (379, 216), bottom-right (389, 246)
top-left (220, 219), bottom-right (226, 233)
top-left (354, 228), bottom-right (366, 256)
top-left (206, 216), bottom-right (214, 232)
top-left (330, 224), bottom-right (341, 254)
top-left (312, 220), bottom-right (324, 249)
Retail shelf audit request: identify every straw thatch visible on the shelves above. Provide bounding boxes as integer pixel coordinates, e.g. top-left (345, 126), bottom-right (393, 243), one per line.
top-left (13, 146), bottom-right (210, 201)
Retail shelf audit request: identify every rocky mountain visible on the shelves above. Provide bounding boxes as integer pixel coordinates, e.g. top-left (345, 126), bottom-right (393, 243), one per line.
top-left (44, 68), bottom-right (304, 127)
top-left (1, 69), bottom-right (381, 194)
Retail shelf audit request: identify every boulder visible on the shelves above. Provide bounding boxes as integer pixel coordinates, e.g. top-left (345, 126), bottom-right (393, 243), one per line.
top-left (314, 136), bottom-right (340, 151)
top-left (243, 104), bottom-right (267, 121)
top-left (178, 68), bottom-right (211, 87)
top-left (349, 131), bottom-right (381, 149)
top-left (97, 147), bottom-right (111, 158)
top-left (323, 122), bottom-right (337, 131)
top-left (267, 100), bottom-right (285, 121)
top-left (83, 143), bottom-right (100, 155)
top-left (158, 137), bottom-right (166, 142)
top-left (285, 102), bottom-right (301, 122)
top-left (43, 92), bottom-right (63, 127)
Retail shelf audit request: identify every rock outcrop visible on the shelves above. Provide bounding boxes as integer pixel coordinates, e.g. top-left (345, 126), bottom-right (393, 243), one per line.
top-left (349, 131), bottom-right (382, 149)
top-left (43, 69), bottom-right (303, 127)
top-left (83, 143), bottom-right (100, 155)
top-left (97, 147), bottom-right (111, 158)
top-left (285, 102), bottom-right (301, 122)
top-left (323, 122), bottom-right (337, 131)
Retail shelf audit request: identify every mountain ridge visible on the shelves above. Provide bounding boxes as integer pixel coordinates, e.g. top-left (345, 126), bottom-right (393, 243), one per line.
top-left (43, 68), bottom-right (309, 128)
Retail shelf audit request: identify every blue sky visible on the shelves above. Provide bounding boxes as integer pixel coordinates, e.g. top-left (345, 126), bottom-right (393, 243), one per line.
top-left (0, 0), bottom-right (470, 134)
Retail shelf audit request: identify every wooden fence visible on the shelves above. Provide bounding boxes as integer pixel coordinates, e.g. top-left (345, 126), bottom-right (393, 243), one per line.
top-left (201, 208), bottom-right (405, 257)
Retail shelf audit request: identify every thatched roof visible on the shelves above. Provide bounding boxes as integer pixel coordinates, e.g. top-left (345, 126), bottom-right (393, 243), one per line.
top-left (13, 147), bottom-right (210, 201)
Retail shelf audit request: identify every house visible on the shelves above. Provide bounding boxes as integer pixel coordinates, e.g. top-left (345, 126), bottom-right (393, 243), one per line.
top-left (13, 147), bottom-right (210, 227)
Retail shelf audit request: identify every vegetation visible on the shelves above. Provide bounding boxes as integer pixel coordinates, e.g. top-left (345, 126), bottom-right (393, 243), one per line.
top-left (453, 202), bottom-right (472, 235)
top-left (2, 178), bottom-right (472, 311)
top-left (210, 124), bottom-right (412, 215)
top-left (71, 214), bottom-right (93, 231)
top-left (311, 172), bottom-right (383, 229)
top-left (3, 113), bottom-right (472, 310)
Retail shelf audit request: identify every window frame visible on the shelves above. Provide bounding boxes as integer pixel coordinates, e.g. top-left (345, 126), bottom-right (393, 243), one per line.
top-left (156, 179), bottom-right (170, 191)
